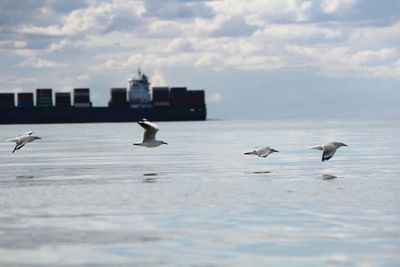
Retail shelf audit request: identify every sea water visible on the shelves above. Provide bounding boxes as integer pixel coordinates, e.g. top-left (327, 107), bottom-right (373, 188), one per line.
top-left (0, 119), bottom-right (399, 266)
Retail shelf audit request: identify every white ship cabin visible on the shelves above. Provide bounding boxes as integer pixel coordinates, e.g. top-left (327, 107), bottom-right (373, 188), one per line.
top-left (128, 69), bottom-right (152, 107)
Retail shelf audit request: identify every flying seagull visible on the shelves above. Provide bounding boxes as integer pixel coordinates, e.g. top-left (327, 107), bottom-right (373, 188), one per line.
top-left (310, 142), bottom-right (347, 161)
top-left (133, 118), bottom-right (167, 147)
top-left (6, 131), bottom-right (42, 153)
top-left (243, 146), bottom-right (279, 158)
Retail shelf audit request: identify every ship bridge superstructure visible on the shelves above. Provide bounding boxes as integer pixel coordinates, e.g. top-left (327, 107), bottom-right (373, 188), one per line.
top-left (128, 69), bottom-right (151, 107)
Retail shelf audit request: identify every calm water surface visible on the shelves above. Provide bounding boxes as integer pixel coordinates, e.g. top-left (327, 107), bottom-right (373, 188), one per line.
top-left (0, 119), bottom-right (399, 266)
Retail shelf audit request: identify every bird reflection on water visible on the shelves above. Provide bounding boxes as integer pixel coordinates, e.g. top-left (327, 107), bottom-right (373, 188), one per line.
top-left (321, 174), bottom-right (338, 180)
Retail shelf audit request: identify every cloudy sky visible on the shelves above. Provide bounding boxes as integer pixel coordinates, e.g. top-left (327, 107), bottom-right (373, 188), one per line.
top-left (0, 0), bottom-right (399, 119)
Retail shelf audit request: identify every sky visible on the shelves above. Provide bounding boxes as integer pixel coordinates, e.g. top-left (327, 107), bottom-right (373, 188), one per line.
top-left (0, 0), bottom-right (399, 119)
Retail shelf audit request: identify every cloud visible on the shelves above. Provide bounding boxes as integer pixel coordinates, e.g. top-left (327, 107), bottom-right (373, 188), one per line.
top-left (47, 0), bottom-right (89, 14)
top-left (208, 92), bottom-right (223, 103)
top-left (19, 57), bottom-right (69, 68)
top-left (47, 39), bottom-right (84, 52)
top-left (350, 48), bottom-right (397, 66)
top-left (321, 0), bottom-right (356, 14)
top-left (143, 0), bottom-right (214, 20)
top-left (256, 24), bottom-right (343, 42)
top-left (149, 70), bottom-right (168, 86)
top-left (16, 2), bottom-right (145, 37)
top-left (211, 16), bottom-right (259, 37)
top-left (14, 41), bottom-right (27, 48)
top-left (1, 0), bottom-right (400, 105)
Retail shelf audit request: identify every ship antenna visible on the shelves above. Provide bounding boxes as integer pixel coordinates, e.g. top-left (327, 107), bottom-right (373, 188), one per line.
top-left (138, 67), bottom-right (141, 78)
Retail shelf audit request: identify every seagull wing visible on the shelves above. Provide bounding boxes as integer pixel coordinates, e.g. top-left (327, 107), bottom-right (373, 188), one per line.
top-left (138, 120), bottom-right (159, 142)
top-left (7, 131), bottom-right (33, 142)
top-left (257, 147), bottom-right (270, 157)
top-left (322, 147), bottom-right (337, 161)
top-left (310, 145), bottom-right (323, 150)
top-left (18, 131), bottom-right (33, 137)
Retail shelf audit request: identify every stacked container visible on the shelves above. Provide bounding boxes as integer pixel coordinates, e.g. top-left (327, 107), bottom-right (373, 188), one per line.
top-left (73, 88), bottom-right (92, 107)
top-left (187, 90), bottom-right (205, 107)
top-left (17, 93), bottom-right (34, 108)
top-left (36, 89), bottom-right (53, 107)
top-left (55, 92), bottom-right (71, 107)
top-left (0, 93), bottom-right (15, 108)
top-left (169, 87), bottom-right (187, 107)
top-left (109, 88), bottom-right (128, 107)
top-left (152, 87), bottom-right (170, 107)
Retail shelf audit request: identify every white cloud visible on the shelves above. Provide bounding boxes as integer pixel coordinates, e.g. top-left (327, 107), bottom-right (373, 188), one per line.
top-left (208, 92), bottom-right (223, 103)
top-left (77, 74), bottom-right (90, 81)
top-left (14, 49), bottom-right (39, 57)
top-left (210, 15), bottom-right (258, 37)
top-left (321, 0), bottom-right (357, 14)
top-left (166, 38), bottom-right (195, 53)
top-left (19, 58), bottom-right (69, 68)
top-left (14, 41), bottom-right (27, 48)
top-left (256, 24), bottom-right (342, 41)
top-left (149, 70), bottom-right (168, 86)
top-left (1, 0), bottom-right (400, 94)
top-left (17, 2), bottom-right (145, 37)
top-left (48, 39), bottom-right (83, 52)
top-left (350, 48), bottom-right (397, 65)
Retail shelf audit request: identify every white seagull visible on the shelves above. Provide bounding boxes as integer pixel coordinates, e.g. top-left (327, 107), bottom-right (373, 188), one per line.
top-left (6, 131), bottom-right (42, 153)
top-left (133, 118), bottom-right (167, 147)
top-left (243, 146), bottom-right (279, 158)
top-left (310, 142), bottom-right (347, 162)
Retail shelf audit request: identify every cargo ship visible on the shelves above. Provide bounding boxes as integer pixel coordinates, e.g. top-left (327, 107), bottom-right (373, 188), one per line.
top-left (0, 70), bottom-right (206, 124)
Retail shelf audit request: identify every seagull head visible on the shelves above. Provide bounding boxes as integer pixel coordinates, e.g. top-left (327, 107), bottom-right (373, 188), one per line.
top-left (334, 142), bottom-right (347, 148)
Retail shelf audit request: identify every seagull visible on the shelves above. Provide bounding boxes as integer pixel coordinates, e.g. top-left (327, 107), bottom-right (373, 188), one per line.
top-left (310, 142), bottom-right (347, 161)
top-left (133, 118), bottom-right (167, 147)
top-left (6, 131), bottom-right (42, 153)
top-left (243, 146), bottom-right (279, 158)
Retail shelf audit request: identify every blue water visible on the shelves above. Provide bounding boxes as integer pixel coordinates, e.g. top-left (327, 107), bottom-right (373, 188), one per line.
top-left (0, 119), bottom-right (399, 266)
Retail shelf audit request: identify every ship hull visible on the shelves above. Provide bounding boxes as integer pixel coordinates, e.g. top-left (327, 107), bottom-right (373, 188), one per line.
top-left (0, 106), bottom-right (206, 124)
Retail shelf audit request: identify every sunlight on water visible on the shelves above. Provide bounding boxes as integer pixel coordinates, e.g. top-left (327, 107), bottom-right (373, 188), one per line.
top-left (0, 119), bottom-right (399, 266)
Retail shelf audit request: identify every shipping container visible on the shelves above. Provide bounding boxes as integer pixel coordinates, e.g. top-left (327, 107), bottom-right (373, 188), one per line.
top-left (0, 93), bottom-right (15, 108)
top-left (36, 88), bottom-right (52, 95)
top-left (17, 93), bottom-right (34, 108)
top-left (73, 88), bottom-right (92, 107)
top-left (170, 87), bottom-right (187, 106)
top-left (36, 89), bottom-right (53, 107)
top-left (109, 88), bottom-right (128, 107)
top-left (55, 92), bottom-right (71, 107)
top-left (152, 87), bottom-right (169, 101)
top-left (152, 87), bottom-right (169, 106)
top-left (187, 90), bottom-right (205, 106)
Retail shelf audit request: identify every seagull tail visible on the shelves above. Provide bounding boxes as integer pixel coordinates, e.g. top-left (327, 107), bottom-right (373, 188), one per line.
top-left (6, 138), bottom-right (17, 143)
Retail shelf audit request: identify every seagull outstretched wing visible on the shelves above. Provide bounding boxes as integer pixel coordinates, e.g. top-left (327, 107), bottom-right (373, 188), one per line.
top-left (138, 119), bottom-right (159, 143)
top-left (18, 131), bottom-right (33, 137)
top-left (322, 147), bottom-right (337, 161)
